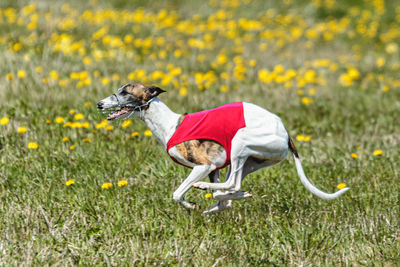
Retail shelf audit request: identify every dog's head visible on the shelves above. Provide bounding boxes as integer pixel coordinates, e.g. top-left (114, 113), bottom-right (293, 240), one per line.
top-left (97, 83), bottom-right (165, 120)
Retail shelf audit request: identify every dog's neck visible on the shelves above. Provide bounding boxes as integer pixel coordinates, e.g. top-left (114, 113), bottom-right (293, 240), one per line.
top-left (141, 97), bottom-right (181, 149)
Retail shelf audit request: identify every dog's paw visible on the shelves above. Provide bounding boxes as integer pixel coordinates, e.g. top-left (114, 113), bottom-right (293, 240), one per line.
top-left (192, 182), bottom-right (209, 190)
top-left (202, 200), bottom-right (232, 214)
top-left (181, 201), bottom-right (198, 210)
top-left (213, 190), bottom-right (252, 200)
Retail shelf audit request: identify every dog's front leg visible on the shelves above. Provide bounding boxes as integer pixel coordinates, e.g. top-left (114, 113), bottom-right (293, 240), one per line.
top-left (173, 165), bottom-right (215, 209)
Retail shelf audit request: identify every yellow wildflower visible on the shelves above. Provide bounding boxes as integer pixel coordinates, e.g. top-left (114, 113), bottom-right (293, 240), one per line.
top-left (28, 142), bottom-right (39, 149)
top-left (337, 183), bottom-right (347, 190)
top-left (303, 136), bottom-right (311, 142)
top-left (122, 120), bottom-right (132, 128)
top-left (96, 120), bottom-right (108, 129)
top-left (55, 117), bottom-right (65, 124)
top-left (62, 137), bottom-right (69, 142)
top-left (17, 70), bottom-right (26, 78)
top-left (6, 73), bottom-right (14, 80)
top-left (106, 125), bottom-right (114, 131)
top-left (74, 113), bottom-right (84, 120)
top-left (204, 193), bottom-right (212, 198)
top-left (179, 87), bottom-right (188, 96)
top-left (131, 131), bottom-right (139, 137)
top-left (70, 145), bottom-right (75, 150)
top-left (0, 117), bottom-right (10, 125)
top-left (376, 57), bottom-right (385, 67)
top-left (17, 126), bottom-right (27, 133)
top-left (351, 153), bottom-right (358, 159)
top-left (84, 102), bottom-right (92, 107)
top-left (101, 182), bottom-right (112, 189)
top-left (65, 179), bottom-right (75, 186)
top-left (144, 130), bottom-right (152, 136)
top-left (101, 77), bottom-right (110, 85)
top-left (118, 180), bottom-right (128, 187)
top-left (373, 149), bottom-right (383, 156)
top-left (296, 135), bottom-right (304, 142)
top-left (81, 122), bottom-right (90, 129)
top-left (301, 97), bottom-right (314, 105)
top-left (83, 138), bottom-right (92, 143)
top-left (69, 109), bottom-right (76, 115)
top-left (46, 120), bottom-right (51, 125)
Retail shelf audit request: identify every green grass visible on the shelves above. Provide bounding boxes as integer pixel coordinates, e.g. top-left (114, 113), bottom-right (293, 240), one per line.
top-left (1, 0), bottom-right (400, 265)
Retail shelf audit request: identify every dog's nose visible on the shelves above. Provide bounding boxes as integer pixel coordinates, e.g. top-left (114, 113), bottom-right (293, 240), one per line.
top-left (97, 101), bottom-right (104, 109)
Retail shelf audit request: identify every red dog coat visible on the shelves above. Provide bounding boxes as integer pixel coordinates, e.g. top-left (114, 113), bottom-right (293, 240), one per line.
top-left (166, 102), bottom-right (246, 169)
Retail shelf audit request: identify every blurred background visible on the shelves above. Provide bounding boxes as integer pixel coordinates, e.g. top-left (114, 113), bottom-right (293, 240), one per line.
top-left (0, 0), bottom-right (399, 265)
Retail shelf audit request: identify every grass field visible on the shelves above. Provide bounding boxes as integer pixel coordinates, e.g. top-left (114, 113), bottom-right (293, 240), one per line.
top-left (1, 0), bottom-right (400, 265)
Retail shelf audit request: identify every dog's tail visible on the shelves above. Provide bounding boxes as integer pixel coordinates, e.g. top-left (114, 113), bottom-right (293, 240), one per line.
top-left (288, 135), bottom-right (349, 200)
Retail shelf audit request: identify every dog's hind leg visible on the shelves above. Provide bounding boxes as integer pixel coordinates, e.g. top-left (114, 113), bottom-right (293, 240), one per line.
top-left (213, 157), bottom-right (275, 200)
top-left (203, 169), bottom-right (232, 214)
top-left (173, 165), bottom-right (215, 209)
top-left (193, 154), bottom-right (248, 191)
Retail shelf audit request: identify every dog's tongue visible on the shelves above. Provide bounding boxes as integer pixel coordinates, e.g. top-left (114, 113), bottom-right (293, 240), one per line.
top-left (107, 108), bottom-right (129, 120)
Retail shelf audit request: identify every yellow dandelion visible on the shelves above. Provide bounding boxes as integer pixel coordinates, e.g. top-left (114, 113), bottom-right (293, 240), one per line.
top-left (69, 109), bottom-right (76, 115)
top-left (55, 116), bottom-right (65, 124)
top-left (204, 193), bottom-right (212, 198)
top-left (179, 87), bottom-right (188, 96)
top-left (220, 85), bottom-right (228, 92)
top-left (65, 179), bottom-right (75, 186)
top-left (337, 183), bottom-right (347, 190)
top-left (62, 137), bottom-right (69, 142)
top-left (122, 120), bottom-right (132, 128)
top-left (83, 138), bottom-right (92, 143)
top-left (101, 182), bottom-right (112, 189)
top-left (96, 120), bottom-right (108, 129)
top-left (373, 149), bottom-right (383, 156)
top-left (303, 136), bottom-right (311, 142)
top-left (0, 117), bottom-right (10, 126)
top-left (17, 70), bottom-right (26, 79)
top-left (6, 73), bottom-right (14, 80)
top-left (74, 113), bottom-right (84, 121)
top-left (106, 125), bottom-right (114, 131)
top-left (70, 145), bottom-right (75, 150)
top-left (28, 142), bottom-right (39, 149)
top-left (46, 120), bottom-right (51, 125)
top-left (84, 102), bottom-right (92, 107)
top-left (144, 129), bottom-right (152, 136)
top-left (118, 180), bottom-right (128, 187)
top-left (296, 135), bottom-right (304, 142)
top-left (301, 97), bottom-right (314, 106)
top-left (131, 131), bottom-right (139, 137)
top-left (35, 66), bottom-right (42, 73)
top-left (101, 77), bottom-right (110, 85)
top-left (351, 153), bottom-right (358, 159)
top-left (376, 57), bottom-right (385, 67)
top-left (17, 126), bottom-right (27, 133)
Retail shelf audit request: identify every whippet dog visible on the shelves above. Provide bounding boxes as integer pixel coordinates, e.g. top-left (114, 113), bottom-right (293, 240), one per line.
top-left (97, 83), bottom-right (349, 213)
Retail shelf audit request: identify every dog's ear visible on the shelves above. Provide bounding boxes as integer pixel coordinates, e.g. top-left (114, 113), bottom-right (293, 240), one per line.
top-left (147, 86), bottom-right (166, 98)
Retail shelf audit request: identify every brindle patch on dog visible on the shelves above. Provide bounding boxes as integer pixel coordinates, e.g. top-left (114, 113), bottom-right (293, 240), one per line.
top-left (124, 83), bottom-right (147, 102)
top-left (121, 83), bottom-right (165, 108)
top-left (175, 139), bottom-right (225, 165)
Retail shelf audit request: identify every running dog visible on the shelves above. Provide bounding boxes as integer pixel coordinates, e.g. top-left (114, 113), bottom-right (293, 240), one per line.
top-left (97, 83), bottom-right (349, 213)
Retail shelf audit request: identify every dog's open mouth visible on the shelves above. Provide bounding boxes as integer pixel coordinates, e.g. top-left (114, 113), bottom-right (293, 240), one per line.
top-left (107, 106), bottom-right (134, 120)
